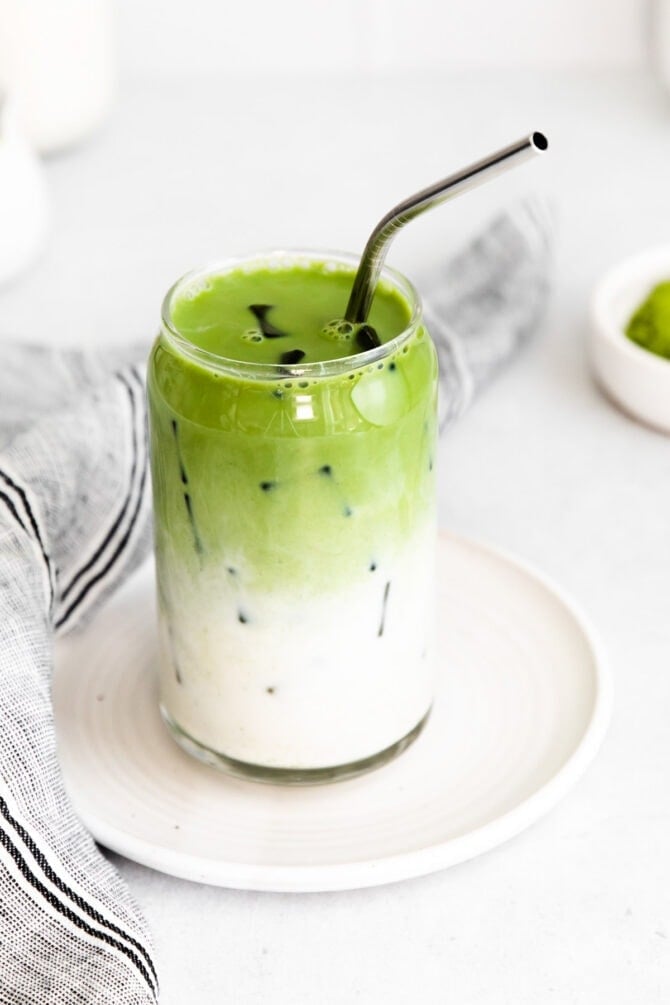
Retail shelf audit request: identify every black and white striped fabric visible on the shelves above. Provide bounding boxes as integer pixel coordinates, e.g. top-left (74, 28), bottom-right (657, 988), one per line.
top-left (0, 200), bottom-right (551, 1001)
top-left (426, 198), bottom-right (553, 427)
top-left (0, 352), bottom-right (156, 1003)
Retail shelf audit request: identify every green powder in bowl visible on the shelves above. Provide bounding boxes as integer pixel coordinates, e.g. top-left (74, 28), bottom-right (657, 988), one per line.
top-left (625, 281), bottom-right (670, 360)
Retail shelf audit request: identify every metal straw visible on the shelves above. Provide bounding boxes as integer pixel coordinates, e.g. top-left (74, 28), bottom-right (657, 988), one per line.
top-left (345, 131), bottom-right (548, 324)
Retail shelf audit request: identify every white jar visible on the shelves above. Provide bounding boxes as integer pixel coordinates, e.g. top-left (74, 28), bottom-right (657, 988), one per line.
top-left (0, 96), bottom-right (49, 283)
top-left (653, 0), bottom-right (670, 93)
top-left (0, 0), bottom-right (115, 154)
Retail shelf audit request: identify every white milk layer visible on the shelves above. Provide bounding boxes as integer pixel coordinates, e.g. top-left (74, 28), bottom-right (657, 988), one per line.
top-left (158, 524), bottom-right (436, 770)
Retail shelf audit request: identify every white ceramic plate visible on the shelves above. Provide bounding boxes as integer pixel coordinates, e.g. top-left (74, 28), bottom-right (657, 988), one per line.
top-left (53, 533), bottom-right (611, 893)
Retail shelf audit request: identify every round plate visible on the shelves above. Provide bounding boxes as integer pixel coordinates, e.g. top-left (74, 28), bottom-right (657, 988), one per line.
top-left (53, 533), bottom-right (611, 893)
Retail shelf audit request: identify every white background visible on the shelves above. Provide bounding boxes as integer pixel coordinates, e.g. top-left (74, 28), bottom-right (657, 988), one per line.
top-left (117, 0), bottom-right (646, 74)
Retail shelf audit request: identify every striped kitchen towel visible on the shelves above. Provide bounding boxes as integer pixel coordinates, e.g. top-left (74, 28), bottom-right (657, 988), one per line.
top-left (0, 199), bottom-right (551, 1002)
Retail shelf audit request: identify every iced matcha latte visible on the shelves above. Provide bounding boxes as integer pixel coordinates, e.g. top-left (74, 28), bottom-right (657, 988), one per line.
top-left (148, 251), bottom-right (438, 782)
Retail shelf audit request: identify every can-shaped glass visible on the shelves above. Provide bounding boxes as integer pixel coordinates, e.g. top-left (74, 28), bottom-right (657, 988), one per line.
top-left (148, 250), bottom-right (438, 783)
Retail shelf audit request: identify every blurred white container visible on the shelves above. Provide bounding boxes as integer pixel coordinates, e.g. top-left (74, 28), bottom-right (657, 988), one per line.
top-left (590, 246), bottom-right (670, 435)
top-left (0, 95), bottom-right (49, 283)
top-left (653, 0), bottom-right (670, 92)
top-left (0, 0), bottom-right (115, 154)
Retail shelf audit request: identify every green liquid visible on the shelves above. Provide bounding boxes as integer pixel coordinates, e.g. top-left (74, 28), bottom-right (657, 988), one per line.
top-left (150, 259), bottom-right (437, 592)
top-left (170, 260), bottom-right (412, 365)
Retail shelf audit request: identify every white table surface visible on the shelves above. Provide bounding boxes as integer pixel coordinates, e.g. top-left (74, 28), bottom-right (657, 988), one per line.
top-left (3, 69), bottom-right (670, 1003)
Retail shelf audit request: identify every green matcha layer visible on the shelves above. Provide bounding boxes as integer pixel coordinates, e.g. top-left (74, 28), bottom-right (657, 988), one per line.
top-left (169, 259), bottom-right (413, 365)
top-left (148, 257), bottom-right (438, 594)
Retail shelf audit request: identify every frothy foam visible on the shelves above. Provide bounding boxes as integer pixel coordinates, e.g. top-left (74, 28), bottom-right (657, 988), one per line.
top-left (241, 328), bottom-right (263, 343)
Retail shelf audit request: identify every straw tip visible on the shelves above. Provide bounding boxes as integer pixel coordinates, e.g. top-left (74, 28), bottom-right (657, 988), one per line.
top-left (532, 131), bottom-right (549, 152)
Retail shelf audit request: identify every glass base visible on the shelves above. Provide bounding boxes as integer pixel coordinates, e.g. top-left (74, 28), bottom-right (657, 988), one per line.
top-left (160, 706), bottom-right (431, 786)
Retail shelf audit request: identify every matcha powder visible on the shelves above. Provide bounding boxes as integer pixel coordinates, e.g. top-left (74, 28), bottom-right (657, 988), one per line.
top-left (625, 281), bottom-right (670, 359)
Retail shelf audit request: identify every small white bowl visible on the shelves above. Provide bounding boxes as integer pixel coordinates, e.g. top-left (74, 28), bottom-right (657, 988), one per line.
top-left (590, 245), bottom-right (670, 434)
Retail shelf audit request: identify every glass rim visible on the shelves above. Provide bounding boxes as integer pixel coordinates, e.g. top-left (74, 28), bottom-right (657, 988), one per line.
top-left (159, 248), bottom-right (424, 380)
